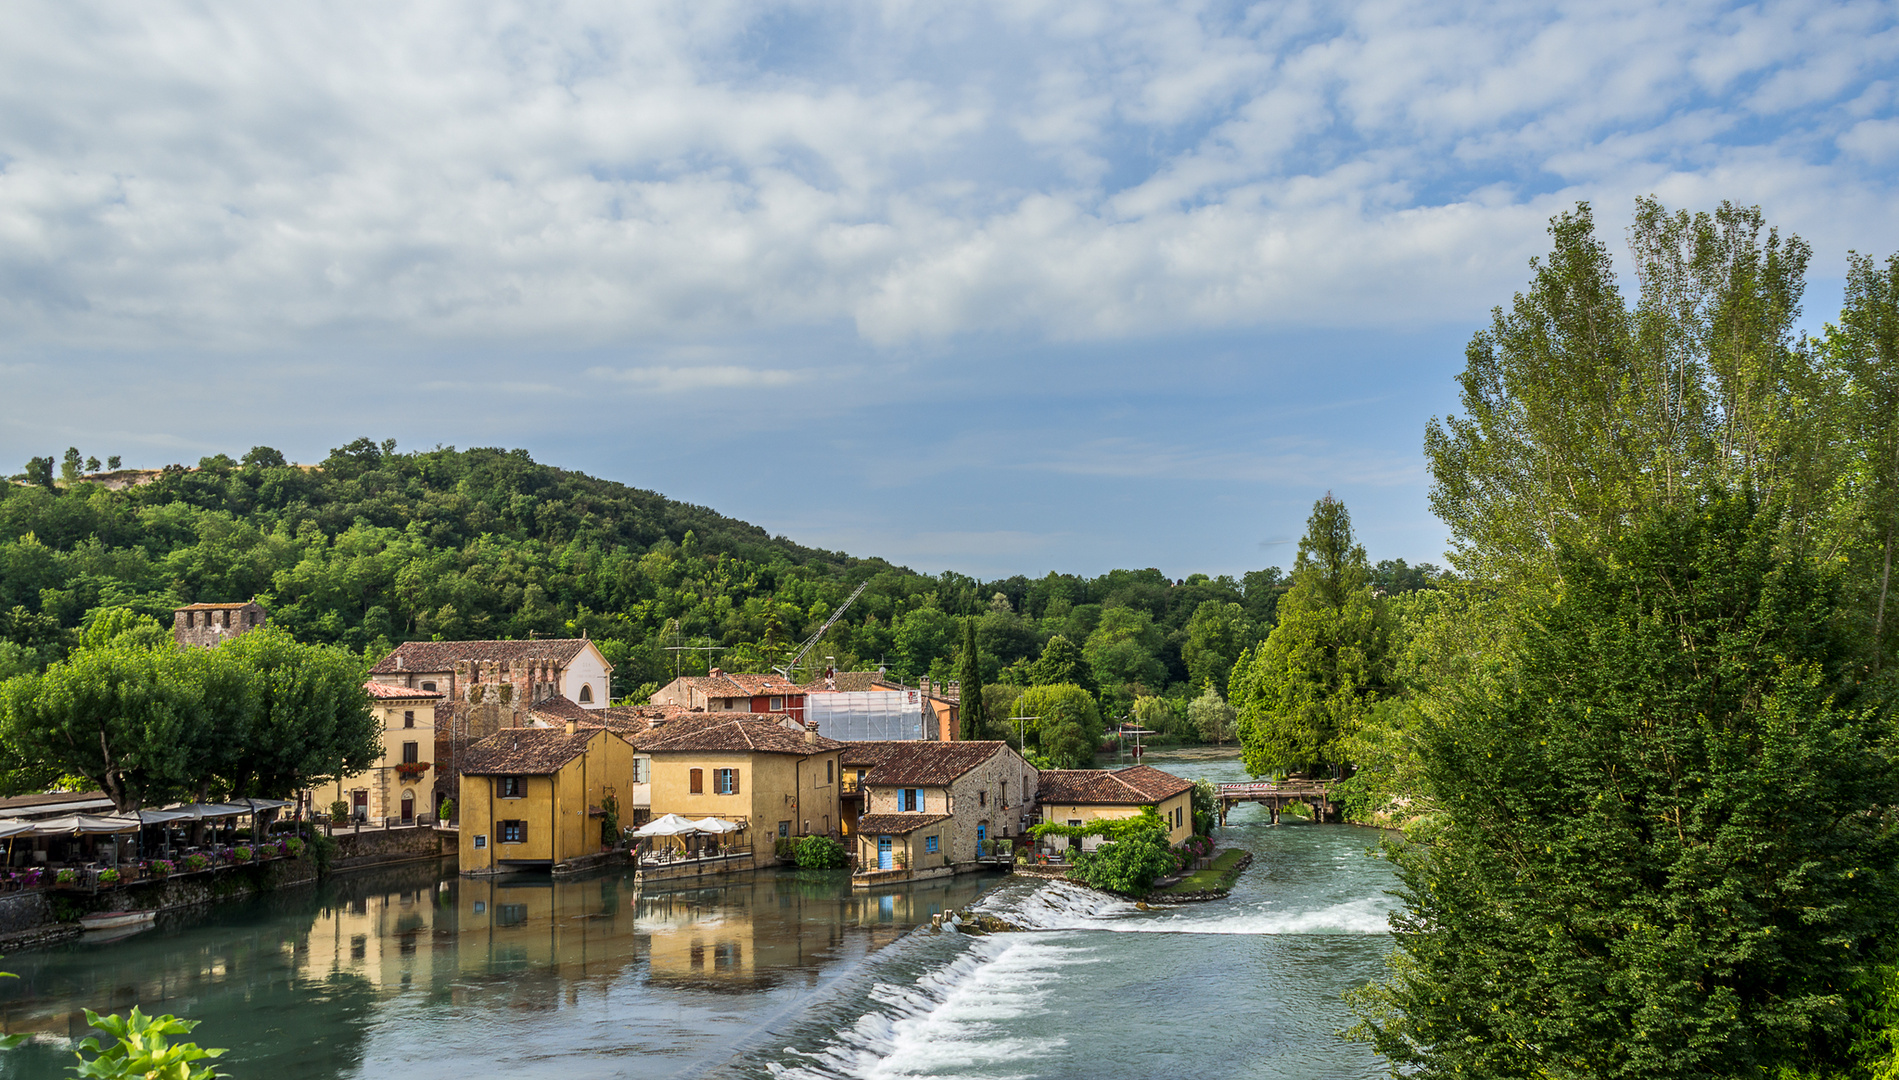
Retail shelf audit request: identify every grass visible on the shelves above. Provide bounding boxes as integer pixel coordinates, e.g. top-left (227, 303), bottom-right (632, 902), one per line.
top-left (1158, 847), bottom-right (1250, 895)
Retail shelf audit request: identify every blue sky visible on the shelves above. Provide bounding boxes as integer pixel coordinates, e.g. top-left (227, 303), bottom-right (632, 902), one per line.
top-left (2, 1), bottom-right (1895, 578)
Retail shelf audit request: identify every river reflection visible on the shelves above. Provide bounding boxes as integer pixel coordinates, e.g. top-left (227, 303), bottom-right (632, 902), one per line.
top-left (0, 860), bottom-right (1004, 1079)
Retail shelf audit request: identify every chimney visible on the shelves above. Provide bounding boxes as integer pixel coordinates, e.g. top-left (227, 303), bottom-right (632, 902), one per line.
top-left (565, 719), bottom-right (577, 736)
top-left (805, 722), bottom-right (818, 745)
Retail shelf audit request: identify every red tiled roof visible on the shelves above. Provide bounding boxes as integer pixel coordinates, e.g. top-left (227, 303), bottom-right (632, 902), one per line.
top-left (632, 716), bottom-right (842, 755)
top-left (369, 639), bottom-right (598, 674)
top-left (175, 601), bottom-right (261, 611)
top-left (673, 672), bottom-right (805, 698)
top-left (800, 671), bottom-right (905, 694)
top-left (855, 813), bottom-right (954, 835)
top-left (364, 682), bottom-right (442, 701)
top-left (1036, 765), bottom-right (1194, 805)
top-left (843, 741), bottom-right (1014, 786)
top-left (526, 695), bottom-right (593, 722)
top-left (460, 727), bottom-right (625, 775)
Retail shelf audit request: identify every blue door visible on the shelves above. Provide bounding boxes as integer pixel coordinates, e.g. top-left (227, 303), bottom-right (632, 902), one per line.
top-left (878, 835), bottom-right (893, 870)
top-left (976, 823), bottom-right (987, 855)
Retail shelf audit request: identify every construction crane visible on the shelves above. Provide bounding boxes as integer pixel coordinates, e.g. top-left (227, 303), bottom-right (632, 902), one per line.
top-left (776, 580), bottom-right (869, 682)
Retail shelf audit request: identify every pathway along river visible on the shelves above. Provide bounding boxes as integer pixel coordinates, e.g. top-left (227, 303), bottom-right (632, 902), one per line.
top-left (0, 753), bottom-right (1398, 1079)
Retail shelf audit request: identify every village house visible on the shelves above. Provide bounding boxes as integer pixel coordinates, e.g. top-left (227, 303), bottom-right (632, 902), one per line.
top-left (307, 682), bottom-right (443, 824)
top-left (847, 740), bottom-right (1037, 886)
top-left (367, 638), bottom-right (613, 809)
top-left (647, 669), bottom-right (808, 723)
top-left (172, 600), bottom-right (267, 649)
top-left (1034, 765), bottom-right (1196, 852)
top-left (457, 720), bottom-right (639, 876)
top-left (630, 716), bottom-right (844, 864)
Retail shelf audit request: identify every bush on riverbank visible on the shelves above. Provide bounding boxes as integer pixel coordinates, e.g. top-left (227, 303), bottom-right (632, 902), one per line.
top-left (795, 835), bottom-right (846, 870)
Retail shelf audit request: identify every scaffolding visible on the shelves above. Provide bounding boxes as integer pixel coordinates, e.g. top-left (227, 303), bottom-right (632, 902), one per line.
top-left (806, 690), bottom-right (927, 741)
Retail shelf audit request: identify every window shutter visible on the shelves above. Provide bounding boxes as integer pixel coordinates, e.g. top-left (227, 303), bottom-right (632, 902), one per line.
top-left (731, 769), bottom-right (740, 795)
top-left (690, 768), bottom-right (703, 794)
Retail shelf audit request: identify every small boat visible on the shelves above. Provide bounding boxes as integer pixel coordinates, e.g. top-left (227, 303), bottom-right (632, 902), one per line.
top-left (80, 910), bottom-right (156, 932)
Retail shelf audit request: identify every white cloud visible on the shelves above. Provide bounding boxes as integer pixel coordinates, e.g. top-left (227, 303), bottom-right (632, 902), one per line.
top-left (0, 0), bottom-right (1891, 358)
top-left (588, 364), bottom-right (809, 392)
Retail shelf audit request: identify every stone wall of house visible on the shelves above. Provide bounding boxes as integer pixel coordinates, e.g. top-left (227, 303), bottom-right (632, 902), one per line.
top-left (0, 892), bottom-right (52, 935)
top-left (331, 826), bottom-right (454, 871)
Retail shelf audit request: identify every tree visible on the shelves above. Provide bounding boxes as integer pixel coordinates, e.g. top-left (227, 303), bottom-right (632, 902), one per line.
top-left (1036, 805), bottom-right (1175, 894)
top-left (1188, 683), bottom-right (1235, 744)
top-left (1825, 251), bottom-right (1899, 680)
top-left (957, 617), bottom-right (985, 740)
top-left (1181, 600), bottom-right (1254, 696)
top-left (1349, 492), bottom-right (1899, 1079)
top-left (1231, 494), bottom-right (1384, 776)
top-left (1131, 695), bottom-right (1183, 741)
top-left (1083, 606), bottom-right (1166, 696)
top-left (206, 629), bottom-right (382, 798)
top-left (1014, 682), bottom-right (1101, 768)
top-left (60, 448), bottom-right (81, 485)
top-left (84, 456), bottom-right (100, 473)
top-left (893, 607), bottom-right (956, 682)
top-left (105, 455), bottom-right (121, 470)
top-left (1031, 634), bottom-right (1091, 692)
top-left (22, 456), bottom-right (53, 490)
top-left (242, 446), bottom-right (287, 469)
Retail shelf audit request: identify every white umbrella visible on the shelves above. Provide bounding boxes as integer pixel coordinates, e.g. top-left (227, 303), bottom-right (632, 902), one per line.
top-left (135, 809), bottom-right (193, 826)
top-left (161, 803), bottom-right (249, 820)
top-left (633, 813), bottom-right (701, 837)
top-left (689, 817), bottom-right (741, 834)
top-left (0, 821), bottom-right (36, 839)
top-left (27, 815), bottom-right (140, 836)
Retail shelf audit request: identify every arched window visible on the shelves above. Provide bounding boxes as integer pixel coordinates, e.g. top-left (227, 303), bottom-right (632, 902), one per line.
top-left (421, 681), bottom-right (436, 692)
top-left (578, 684), bottom-right (593, 704)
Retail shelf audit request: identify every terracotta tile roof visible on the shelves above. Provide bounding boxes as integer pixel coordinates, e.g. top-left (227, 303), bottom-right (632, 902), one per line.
top-left (526, 695), bottom-right (593, 722)
top-left (631, 716), bottom-right (842, 755)
top-left (672, 672), bottom-right (805, 699)
top-left (1036, 765), bottom-right (1195, 805)
top-left (364, 681), bottom-right (442, 701)
top-left (175, 601), bottom-right (261, 611)
top-left (461, 727), bottom-right (624, 775)
top-left (600, 705), bottom-right (675, 733)
top-left (369, 639), bottom-right (597, 674)
top-left (801, 671), bottom-right (905, 694)
top-left (843, 741), bottom-right (1013, 786)
top-left (855, 813), bottom-right (954, 835)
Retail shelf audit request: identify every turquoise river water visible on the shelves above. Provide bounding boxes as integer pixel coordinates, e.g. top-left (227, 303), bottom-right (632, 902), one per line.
top-left (0, 753), bottom-right (1398, 1079)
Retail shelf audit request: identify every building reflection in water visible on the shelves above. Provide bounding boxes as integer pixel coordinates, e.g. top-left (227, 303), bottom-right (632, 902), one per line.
top-left (0, 860), bottom-right (998, 1080)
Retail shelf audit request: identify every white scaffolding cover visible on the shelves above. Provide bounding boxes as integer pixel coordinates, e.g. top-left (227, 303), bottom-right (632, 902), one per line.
top-left (805, 690), bottom-right (927, 741)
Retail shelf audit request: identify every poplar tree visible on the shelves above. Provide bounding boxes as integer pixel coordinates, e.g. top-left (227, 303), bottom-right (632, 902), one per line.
top-left (1350, 492), bottom-right (1899, 1079)
top-left (1230, 494), bottom-right (1384, 776)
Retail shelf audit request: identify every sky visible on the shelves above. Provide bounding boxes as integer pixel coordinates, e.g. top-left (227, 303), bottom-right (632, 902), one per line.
top-left (2, 1), bottom-right (1896, 580)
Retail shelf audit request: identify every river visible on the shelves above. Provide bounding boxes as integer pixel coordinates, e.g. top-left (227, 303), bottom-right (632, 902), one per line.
top-left (0, 752), bottom-right (1398, 1079)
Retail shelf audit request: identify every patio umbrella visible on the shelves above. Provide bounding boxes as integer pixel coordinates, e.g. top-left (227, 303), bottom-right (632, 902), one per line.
top-left (26, 815), bottom-right (140, 836)
top-left (688, 817), bottom-right (740, 833)
top-left (0, 820), bottom-right (32, 869)
top-left (633, 814), bottom-right (701, 837)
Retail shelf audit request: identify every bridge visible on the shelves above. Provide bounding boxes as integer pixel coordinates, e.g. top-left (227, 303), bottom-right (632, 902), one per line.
top-left (1216, 780), bottom-right (1337, 825)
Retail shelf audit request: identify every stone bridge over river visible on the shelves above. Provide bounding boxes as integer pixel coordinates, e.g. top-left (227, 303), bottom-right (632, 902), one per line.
top-left (1216, 780), bottom-right (1339, 825)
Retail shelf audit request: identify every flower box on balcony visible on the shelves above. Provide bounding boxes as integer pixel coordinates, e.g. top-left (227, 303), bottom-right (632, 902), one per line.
top-left (394, 762), bottom-right (430, 779)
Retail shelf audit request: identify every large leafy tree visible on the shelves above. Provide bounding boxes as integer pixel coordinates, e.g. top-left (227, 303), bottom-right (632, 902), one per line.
top-left (1350, 492), bottom-right (1899, 1079)
top-left (1180, 600), bottom-right (1254, 697)
top-left (1824, 252), bottom-right (1899, 682)
top-left (1083, 606), bottom-right (1166, 697)
top-left (1231, 494), bottom-right (1385, 777)
top-left (208, 628), bottom-right (382, 799)
top-left (1014, 682), bottom-right (1101, 769)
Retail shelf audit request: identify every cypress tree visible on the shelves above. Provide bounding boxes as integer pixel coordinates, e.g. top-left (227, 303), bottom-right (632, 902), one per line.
top-left (958, 617), bottom-right (985, 740)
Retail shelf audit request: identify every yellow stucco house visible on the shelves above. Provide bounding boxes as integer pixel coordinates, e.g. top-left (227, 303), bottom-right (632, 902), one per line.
top-left (631, 716), bottom-right (844, 865)
top-left (458, 720), bottom-right (639, 876)
top-left (308, 682), bottom-right (443, 824)
top-left (1034, 765), bottom-right (1196, 853)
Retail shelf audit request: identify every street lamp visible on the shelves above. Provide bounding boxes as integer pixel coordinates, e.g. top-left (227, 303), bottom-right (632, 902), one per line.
top-left (1007, 715), bottom-right (1039, 756)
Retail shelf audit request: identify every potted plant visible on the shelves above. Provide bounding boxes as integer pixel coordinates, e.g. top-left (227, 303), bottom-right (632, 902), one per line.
top-left (233, 845), bottom-right (253, 862)
top-left (97, 868), bottom-right (121, 886)
top-left (395, 761), bottom-right (430, 780)
top-left (18, 868), bottom-right (42, 889)
top-left (285, 838), bottom-right (305, 858)
top-left (55, 869), bottom-right (77, 887)
top-left (150, 859), bottom-right (174, 879)
top-left (184, 854), bottom-right (208, 872)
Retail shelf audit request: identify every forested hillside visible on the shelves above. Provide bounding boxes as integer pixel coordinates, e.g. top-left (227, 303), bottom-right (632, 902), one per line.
top-left (0, 438), bottom-right (1439, 733)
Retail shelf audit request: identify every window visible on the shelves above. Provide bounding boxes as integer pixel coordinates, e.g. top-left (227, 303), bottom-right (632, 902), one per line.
top-left (474, 835), bottom-right (487, 849)
top-left (501, 820), bottom-right (527, 844)
top-left (978, 790), bottom-right (986, 807)
top-left (578, 684), bottom-right (593, 703)
top-left (402, 742), bottom-right (419, 764)
top-left (498, 776), bottom-right (523, 799)
top-left (403, 710), bottom-right (415, 728)
top-left (421, 681), bottom-right (436, 692)
top-left (825, 760), bottom-right (833, 784)
top-left (689, 768), bottom-right (704, 794)
top-left (350, 934), bottom-right (366, 960)
top-left (496, 903), bottom-right (528, 926)
top-left (474, 900), bottom-right (486, 913)
top-left (714, 768), bottom-right (739, 795)
top-left (632, 758), bottom-right (649, 784)
top-left (770, 696), bottom-right (784, 711)
top-left (901, 788), bottom-right (924, 812)
top-left (778, 821), bottom-right (790, 838)
top-left (925, 835), bottom-right (939, 854)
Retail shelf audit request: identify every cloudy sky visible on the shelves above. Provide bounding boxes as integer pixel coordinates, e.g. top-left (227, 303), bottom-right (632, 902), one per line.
top-left (3, 1), bottom-right (1895, 578)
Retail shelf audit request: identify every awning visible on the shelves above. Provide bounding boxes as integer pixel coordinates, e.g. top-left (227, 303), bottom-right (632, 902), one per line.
top-left (230, 798), bottom-right (293, 812)
top-left (26, 815), bottom-right (141, 836)
top-left (135, 809), bottom-right (194, 826)
top-left (633, 813), bottom-right (702, 837)
top-left (0, 821), bottom-right (37, 839)
top-left (689, 817), bottom-right (742, 834)
top-left (159, 803), bottom-right (250, 820)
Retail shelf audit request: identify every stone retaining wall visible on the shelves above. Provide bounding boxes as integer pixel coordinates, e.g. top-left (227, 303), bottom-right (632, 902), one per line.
top-left (331, 826), bottom-right (453, 870)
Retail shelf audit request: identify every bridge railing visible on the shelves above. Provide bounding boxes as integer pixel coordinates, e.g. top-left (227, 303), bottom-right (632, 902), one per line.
top-left (1217, 781), bottom-right (1331, 797)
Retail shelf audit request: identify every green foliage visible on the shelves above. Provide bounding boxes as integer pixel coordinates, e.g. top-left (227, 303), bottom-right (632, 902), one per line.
top-left (0, 627), bottom-right (377, 809)
top-left (1029, 635), bottom-right (1091, 692)
top-left (1013, 683), bottom-right (1101, 768)
top-left (69, 1007), bottom-right (226, 1079)
top-left (599, 794), bottom-right (620, 847)
top-left (794, 834), bottom-right (847, 869)
top-left (1046, 808), bottom-right (1176, 895)
top-left (1083, 607), bottom-right (1166, 700)
top-left (328, 800), bottom-right (350, 824)
top-left (1349, 492), bottom-right (1899, 1080)
top-left (1232, 494), bottom-right (1385, 776)
top-left (1187, 683), bottom-right (1235, 744)
top-left (957, 617), bottom-right (985, 740)
top-left (1191, 779), bottom-right (1216, 836)
top-left (22, 457), bottom-right (54, 490)
top-left (301, 828), bottom-right (335, 874)
top-left (436, 798), bottom-right (455, 822)
top-left (1181, 600), bottom-right (1253, 697)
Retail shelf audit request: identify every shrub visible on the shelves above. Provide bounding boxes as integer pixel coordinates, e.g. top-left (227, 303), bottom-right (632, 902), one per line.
top-left (329, 800), bottom-right (350, 824)
top-left (773, 837), bottom-right (798, 861)
top-left (795, 835), bottom-right (847, 870)
top-left (97, 869), bottom-right (121, 886)
top-left (285, 838), bottom-right (305, 857)
top-left (233, 846), bottom-right (252, 862)
top-left (150, 860), bottom-right (173, 877)
top-left (71, 1007), bottom-right (226, 1080)
top-left (184, 854), bottom-right (208, 872)
top-left (55, 869), bottom-right (76, 885)
top-left (437, 798), bottom-right (456, 822)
